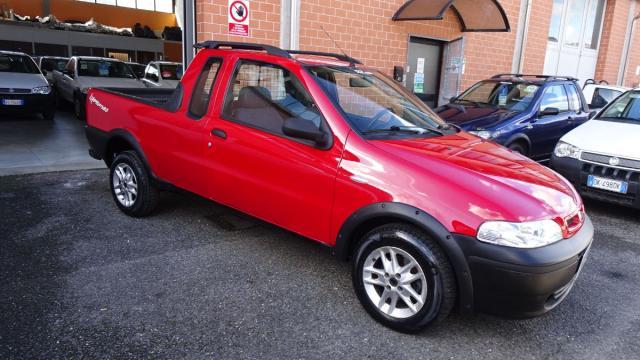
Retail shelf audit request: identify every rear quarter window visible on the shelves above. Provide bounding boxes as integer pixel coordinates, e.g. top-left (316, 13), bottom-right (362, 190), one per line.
top-left (188, 58), bottom-right (223, 119)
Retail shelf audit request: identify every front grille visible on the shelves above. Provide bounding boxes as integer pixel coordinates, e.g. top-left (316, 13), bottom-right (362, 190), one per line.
top-left (581, 152), bottom-right (640, 170)
top-left (0, 88), bottom-right (31, 94)
top-left (582, 163), bottom-right (640, 182)
top-left (580, 163), bottom-right (638, 205)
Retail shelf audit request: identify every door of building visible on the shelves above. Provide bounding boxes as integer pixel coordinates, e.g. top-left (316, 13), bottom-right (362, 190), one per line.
top-left (406, 37), bottom-right (443, 108)
top-left (439, 37), bottom-right (465, 106)
top-left (543, 0), bottom-right (606, 85)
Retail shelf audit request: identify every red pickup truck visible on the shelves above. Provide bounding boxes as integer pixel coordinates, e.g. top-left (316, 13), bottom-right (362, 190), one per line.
top-left (86, 42), bottom-right (593, 332)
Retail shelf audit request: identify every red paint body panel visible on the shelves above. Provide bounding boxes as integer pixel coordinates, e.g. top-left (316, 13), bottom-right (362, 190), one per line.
top-left (86, 49), bottom-right (584, 248)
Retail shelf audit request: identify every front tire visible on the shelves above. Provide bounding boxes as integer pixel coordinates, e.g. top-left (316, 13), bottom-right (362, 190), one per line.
top-left (352, 223), bottom-right (456, 333)
top-left (109, 151), bottom-right (159, 217)
top-left (508, 142), bottom-right (527, 155)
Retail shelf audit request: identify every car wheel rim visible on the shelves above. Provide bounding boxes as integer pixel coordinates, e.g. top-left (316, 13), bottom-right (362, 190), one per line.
top-left (362, 246), bottom-right (428, 319)
top-left (112, 163), bottom-right (138, 207)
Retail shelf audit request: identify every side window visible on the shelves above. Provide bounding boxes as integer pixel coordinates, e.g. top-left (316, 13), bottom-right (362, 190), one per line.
top-left (222, 60), bottom-right (323, 136)
top-left (188, 58), bottom-right (222, 119)
top-left (146, 64), bottom-right (159, 82)
top-left (540, 85), bottom-right (569, 112)
top-left (565, 84), bottom-right (581, 111)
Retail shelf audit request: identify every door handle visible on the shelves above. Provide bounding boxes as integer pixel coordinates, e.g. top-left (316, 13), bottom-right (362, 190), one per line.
top-left (211, 128), bottom-right (227, 139)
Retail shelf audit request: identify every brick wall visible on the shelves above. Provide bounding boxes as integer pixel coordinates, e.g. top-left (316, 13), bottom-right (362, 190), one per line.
top-left (196, 0), bottom-right (280, 45)
top-left (595, 0), bottom-right (632, 83)
top-left (298, 1), bottom-right (462, 71)
top-left (195, 0), bottom-right (527, 93)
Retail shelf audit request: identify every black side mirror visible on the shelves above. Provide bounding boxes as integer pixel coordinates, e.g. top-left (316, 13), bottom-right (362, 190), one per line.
top-left (539, 107), bottom-right (560, 117)
top-left (282, 117), bottom-right (327, 145)
top-left (588, 110), bottom-right (598, 119)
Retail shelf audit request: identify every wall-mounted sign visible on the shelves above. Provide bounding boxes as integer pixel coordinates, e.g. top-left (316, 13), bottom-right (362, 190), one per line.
top-left (413, 73), bottom-right (424, 93)
top-left (228, 0), bottom-right (250, 37)
top-left (416, 57), bottom-right (425, 74)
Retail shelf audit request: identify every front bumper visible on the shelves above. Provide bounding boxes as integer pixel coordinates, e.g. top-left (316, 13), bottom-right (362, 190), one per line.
top-left (551, 155), bottom-right (640, 208)
top-left (453, 216), bottom-right (593, 318)
top-left (0, 93), bottom-right (55, 114)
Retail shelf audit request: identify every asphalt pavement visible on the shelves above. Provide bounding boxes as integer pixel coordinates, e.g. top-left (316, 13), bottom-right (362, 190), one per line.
top-left (1, 169), bottom-right (639, 359)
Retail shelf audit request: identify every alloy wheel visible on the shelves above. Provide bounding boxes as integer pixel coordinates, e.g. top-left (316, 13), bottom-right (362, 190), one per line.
top-left (112, 163), bottom-right (138, 207)
top-left (362, 246), bottom-right (428, 319)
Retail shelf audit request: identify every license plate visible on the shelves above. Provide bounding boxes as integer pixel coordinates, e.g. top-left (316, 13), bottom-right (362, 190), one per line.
top-left (587, 175), bottom-right (628, 194)
top-left (1, 99), bottom-right (24, 106)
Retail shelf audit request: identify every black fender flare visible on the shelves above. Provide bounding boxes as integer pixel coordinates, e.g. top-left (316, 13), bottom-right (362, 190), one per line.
top-left (86, 126), bottom-right (165, 185)
top-left (334, 202), bottom-right (474, 314)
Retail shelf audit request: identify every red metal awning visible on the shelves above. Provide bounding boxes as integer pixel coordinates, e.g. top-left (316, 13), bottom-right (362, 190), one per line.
top-left (392, 0), bottom-right (511, 32)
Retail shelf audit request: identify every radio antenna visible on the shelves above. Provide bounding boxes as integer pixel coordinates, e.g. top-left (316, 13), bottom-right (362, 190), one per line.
top-left (320, 26), bottom-right (355, 67)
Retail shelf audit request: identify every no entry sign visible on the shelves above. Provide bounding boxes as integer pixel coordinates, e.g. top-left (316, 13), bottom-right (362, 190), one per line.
top-left (228, 0), bottom-right (250, 37)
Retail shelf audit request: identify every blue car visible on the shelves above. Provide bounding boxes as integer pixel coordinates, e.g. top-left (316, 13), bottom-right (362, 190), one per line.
top-left (436, 74), bottom-right (591, 162)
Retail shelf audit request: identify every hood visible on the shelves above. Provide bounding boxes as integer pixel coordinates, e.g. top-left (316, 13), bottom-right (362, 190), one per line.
top-left (370, 132), bottom-right (580, 223)
top-left (562, 119), bottom-right (640, 160)
top-left (78, 77), bottom-right (145, 89)
top-left (436, 105), bottom-right (519, 130)
top-left (0, 73), bottom-right (48, 89)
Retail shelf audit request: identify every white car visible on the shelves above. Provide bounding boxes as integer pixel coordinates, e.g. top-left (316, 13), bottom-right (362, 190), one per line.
top-left (141, 61), bottom-right (183, 89)
top-left (0, 51), bottom-right (56, 120)
top-left (551, 89), bottom-right (640, 208)
top-left (582, 81), bottom-right (629, 113)
top-left (52, 56), bottom-right (145, 120)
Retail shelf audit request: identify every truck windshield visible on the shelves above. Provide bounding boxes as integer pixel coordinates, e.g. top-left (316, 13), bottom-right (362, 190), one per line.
top-left (454, 81), bottom-right (539, 112)
top-left (306, 66), bottom-right (453, 136)
top-left (0, 54), bottom-right (40, 74)
top-left (600, 91), bottom-right (640, 123)
top-left (78, 60), bottom-right (136, 78)
top-left (160, 64), bottom-right (183, 80)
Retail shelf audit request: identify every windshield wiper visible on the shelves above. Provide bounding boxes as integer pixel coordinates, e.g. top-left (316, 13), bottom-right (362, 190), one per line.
top-left (363, 125), bottom-right (444, 136)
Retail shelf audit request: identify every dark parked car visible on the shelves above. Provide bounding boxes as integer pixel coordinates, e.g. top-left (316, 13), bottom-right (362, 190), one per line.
top-left (436, 74), bottom-right (590, 162)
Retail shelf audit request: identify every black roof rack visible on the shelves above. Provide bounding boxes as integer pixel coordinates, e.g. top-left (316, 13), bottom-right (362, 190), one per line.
top-left (194, 41), bottom-right (292, 58)
top-left (193, 41), bottom-right (363, 65)
top-left (491, 74), bottom-right (579, 82)
top-left (286, 50), bottom-right (362, 65)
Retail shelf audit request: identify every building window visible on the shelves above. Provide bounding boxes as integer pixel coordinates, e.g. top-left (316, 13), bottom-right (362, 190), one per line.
top-left (548, 0), bottom-right (563, 43)
top-left (77, 0), bottom-right (174, 13)
top-left (584, 0), bottom-right (605, 50)
top-left (563, 0), bottom-right (588, 48)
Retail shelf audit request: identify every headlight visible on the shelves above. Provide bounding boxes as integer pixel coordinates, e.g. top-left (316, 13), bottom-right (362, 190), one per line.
top-left (31, 86), bottom-right (51, 95)
top-left (554, 141), bottom-right (581, 159)
top-left (477, 220), bottom-right (563, 248)
top-left (469, 130), bottom-right (493, 139)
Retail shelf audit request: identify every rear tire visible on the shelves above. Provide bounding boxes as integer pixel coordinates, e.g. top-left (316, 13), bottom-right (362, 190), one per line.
top-left (109, 151), bottom-right (159, 217)
top-left (352, 223), bottom-right (456, 333)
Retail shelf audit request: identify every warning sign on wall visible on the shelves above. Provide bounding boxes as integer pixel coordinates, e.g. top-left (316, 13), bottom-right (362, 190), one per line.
top-left (228, 0), bottom-right (250, 37)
